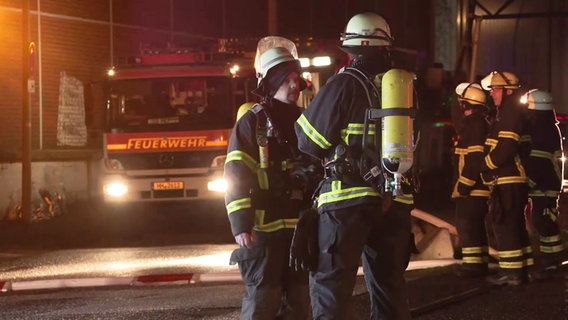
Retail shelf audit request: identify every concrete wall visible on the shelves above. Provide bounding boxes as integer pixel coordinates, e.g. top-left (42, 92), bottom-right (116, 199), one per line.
top-left (0, 161), bottom-right (95, 220)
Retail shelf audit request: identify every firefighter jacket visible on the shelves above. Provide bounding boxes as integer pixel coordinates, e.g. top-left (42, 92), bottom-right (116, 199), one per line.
top-left (525, 110), bottom-right (562, 198)
top-left (453, 110), bottom-right (491, 197)
top-left (295, 68), bottom-right (381, 211)
top-left (481, 91), bottom-right (529, 186)
top-left (224, 100), bottom-right (313, 236)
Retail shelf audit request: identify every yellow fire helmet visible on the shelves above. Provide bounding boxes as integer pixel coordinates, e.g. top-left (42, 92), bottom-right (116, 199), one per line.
top-left (481, 71), bottom-right (520, 90)
top-left (521, 89), bottom-right (554, 111)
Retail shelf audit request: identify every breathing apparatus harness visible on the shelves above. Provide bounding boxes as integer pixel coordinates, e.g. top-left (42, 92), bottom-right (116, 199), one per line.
top-left (250, 103), bottom-right (320, 209)
top-left (324, 67), bottom-right (417, 196)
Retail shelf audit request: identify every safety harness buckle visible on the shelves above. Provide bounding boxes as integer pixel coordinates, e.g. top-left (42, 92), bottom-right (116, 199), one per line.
top-left (363, 165), bottom-right (382, 182)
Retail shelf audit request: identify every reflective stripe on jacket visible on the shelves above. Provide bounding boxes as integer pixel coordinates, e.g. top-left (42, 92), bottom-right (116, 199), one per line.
top-left (295, 68), bottom-right (381, 211)
top-left (525, 110), bottom-right (562, 198)
top-left (224, 101), bottom-right (305, 236)
top-left (481, 91), bottom-right (529, 186)
top-left (452, 111), bottom-right (490, 197)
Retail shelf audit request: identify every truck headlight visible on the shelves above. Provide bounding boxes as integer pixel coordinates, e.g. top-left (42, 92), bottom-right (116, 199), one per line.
top-left (104, 181), bottom-right (128, 197)
top-left (208, 177), bottom-right (227, 193)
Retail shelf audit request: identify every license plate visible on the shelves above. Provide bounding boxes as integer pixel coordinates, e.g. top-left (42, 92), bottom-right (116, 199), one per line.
top-left (152, 181), bottom-right (184, 190)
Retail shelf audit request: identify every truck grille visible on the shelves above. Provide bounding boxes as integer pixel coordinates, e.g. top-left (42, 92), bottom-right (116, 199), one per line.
top-left (140, 189), bottom-right (198, 199)
top-left (111, 150), bottom-right (224, 170)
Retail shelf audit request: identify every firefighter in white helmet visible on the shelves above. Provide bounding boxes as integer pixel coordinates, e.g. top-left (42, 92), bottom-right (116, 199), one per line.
top-left (295, 12), bottom-right (413, 319)
top-left (451, 83), bottom-right (492, 278)
top-left (225, 36), bottom-right (315, 319)
top-left (521, 89), bottom-right (565, 279)
top-left (479, 70), bottom-right (533, 286)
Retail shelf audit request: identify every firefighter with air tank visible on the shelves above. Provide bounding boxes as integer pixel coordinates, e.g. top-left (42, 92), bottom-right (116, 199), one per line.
top-left (294, 12), bottom-right (416, 320)
top-left (224, 36), bottom-right (319, 319)
top-left (521, 89), bottom-right (566, 279)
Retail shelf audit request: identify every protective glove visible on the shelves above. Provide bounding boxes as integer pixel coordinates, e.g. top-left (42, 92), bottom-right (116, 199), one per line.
top-left (289, 207), bottom-right (318, 272)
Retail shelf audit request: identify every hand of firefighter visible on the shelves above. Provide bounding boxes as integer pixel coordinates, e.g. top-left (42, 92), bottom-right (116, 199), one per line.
top-left (289, 208), bottom-right (318, 272)
top-left (235, 230), bottom-right (257, 248)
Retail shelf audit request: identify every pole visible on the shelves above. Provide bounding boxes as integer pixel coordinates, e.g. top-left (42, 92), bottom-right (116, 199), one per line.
top-left (468, 17), bottom-right (482, 83)
top-left (22, 0), bottom-right (32, 222)
top-left (268, 0), bottom-right (277, 35)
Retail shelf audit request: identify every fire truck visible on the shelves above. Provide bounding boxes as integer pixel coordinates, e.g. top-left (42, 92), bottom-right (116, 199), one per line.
top-left (100, 42), bottom-right (257, 203)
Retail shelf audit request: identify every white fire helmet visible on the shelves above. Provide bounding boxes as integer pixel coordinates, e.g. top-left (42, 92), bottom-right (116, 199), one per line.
top-left (254, 36), bottom-right (299, 82)
top-left (521, 89), bottom-right (554, 111)
top-left (481, 71), bottom-right (520, 90)
top-left (340, 12), bottom-right (393, 48)
top-left (455, 82), bottom-right (486, 106)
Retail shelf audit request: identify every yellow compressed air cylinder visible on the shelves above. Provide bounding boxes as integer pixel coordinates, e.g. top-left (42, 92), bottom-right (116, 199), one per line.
top-left (377, 69), bottom-right (414, 175)
top-left (236, 102), bottom-right (256, 122)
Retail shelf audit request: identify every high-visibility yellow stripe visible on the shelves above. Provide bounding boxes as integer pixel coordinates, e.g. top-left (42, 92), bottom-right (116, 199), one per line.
top-left (485, 138), bottom-right (498, 147)
top-left (470, 189), bottom-right (490, 197)
top-left (485, 155), bottom-right (497, 170)
top-left (531, 149), bottom-right (553, 159)
top-left (296, 114), bottom-right (332, 150)
top-left (226, 150), bottom-right (258, 172)
top-left (341, 123), bottom-right (376, 135)
top-left (495, 176), bottom-right (527, 184)
top-left (499, 261), bottom-right (524, 269)
top-left (540, 234), bottom-right (561, 243)
top-left (454, 147), bottom-right (468, 155)
top-left (226, 198), bottom-right (252, 214)
top-left (463, 256), bottom-right (486, 264)
top-left (530, 190), bottom-right (560, 197)
top-left (540, 244), bottom-right (564, 254)
top-left (318, 186), bottom-right (380, 207)
top-left (341, 123), bottom-right (376, 144)
top-left (257, 170), bottom-right (269, 190)
top-left (467, 145), bottom-right (484, 153)
top-left (254, 218), bottom-right (298, 232)
top-left (520, 134), bottom-right (531, 143)
top-left (459, 176), bottom-right (476, 186)
top-left (498, 131), bottom-right (520, 141)
top-left (462, 246), bottom-right (488, 254)
top-left (499, 249), bottom-right (523, 258)
top-left (393, 194), bottom-right (414, 204)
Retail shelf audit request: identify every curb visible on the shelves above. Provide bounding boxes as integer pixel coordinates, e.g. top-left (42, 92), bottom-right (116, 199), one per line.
top-left (0, 271), bottom-right (245, 292)
top-left (1, 260), bottom-right (459, 293)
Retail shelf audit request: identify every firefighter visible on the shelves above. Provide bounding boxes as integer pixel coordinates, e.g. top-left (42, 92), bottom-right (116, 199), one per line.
top-left (295, 12), bottom-right (412, 319)
top-left (522, 89), bottom-right (566, 279)
top-left (451, 82), bottom-right (492, 277)
top-left (224, 37), bottom-right (313, 319)
top-left (480, 71), bottom-right (533, 286)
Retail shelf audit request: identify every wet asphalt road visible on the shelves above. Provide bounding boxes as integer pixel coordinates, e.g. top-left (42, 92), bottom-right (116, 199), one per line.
top-left (1, 199), bottom-right (567, 319)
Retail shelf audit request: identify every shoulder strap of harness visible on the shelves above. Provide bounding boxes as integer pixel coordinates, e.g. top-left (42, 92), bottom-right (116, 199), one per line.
top-left (340, 67), bottom-right (380, 108)
top-left (250, 103), bottom-right (271, 169)
top-left (338, 67), bottom-right (385, 188)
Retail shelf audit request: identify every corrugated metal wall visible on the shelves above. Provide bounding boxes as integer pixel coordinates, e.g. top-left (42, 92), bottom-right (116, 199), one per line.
top-left (471, 0), bottom-right (568, 113)
top-left (0, 0), bottom-right (111, 156)
top-left (0, 4), bottom-right (27, 159)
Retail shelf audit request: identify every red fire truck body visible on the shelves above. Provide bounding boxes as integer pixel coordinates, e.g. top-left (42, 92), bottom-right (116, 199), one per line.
top-left (101, 47), bottom-right (257, 203)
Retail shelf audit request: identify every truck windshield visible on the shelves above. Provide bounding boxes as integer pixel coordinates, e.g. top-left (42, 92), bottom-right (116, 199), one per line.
top-left (106, 76), bottom-right (235, 132)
